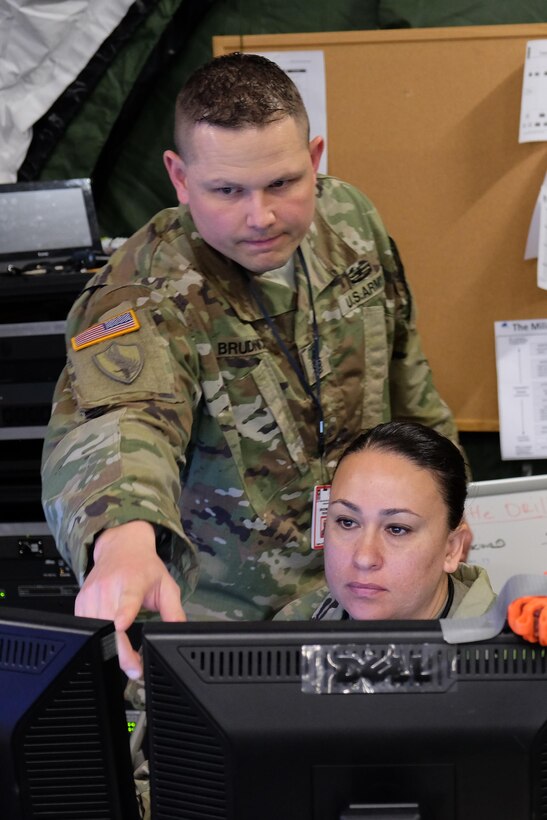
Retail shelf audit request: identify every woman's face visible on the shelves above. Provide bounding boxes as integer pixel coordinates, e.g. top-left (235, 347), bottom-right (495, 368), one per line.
top-left (324, 447), bottom-right (465, 620)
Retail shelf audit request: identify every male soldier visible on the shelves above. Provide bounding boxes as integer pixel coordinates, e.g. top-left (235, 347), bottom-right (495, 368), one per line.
top-left (41, 52), bottom-right (459, 678)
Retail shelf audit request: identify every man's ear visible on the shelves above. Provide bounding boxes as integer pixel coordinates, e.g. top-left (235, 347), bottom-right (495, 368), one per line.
top-left (308, 136), bottom-right (324, 174)
top-left (443, 524), bottom-right (467, 574)
top-left (163, 150), bottom-right (190, 205)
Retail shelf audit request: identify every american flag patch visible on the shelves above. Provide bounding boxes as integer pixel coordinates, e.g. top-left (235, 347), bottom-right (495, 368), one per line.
top-left (71, 309), bottom-right (140, 351)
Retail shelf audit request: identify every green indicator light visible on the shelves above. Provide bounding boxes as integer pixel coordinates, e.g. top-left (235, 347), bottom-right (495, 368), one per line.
top-left (127, 721), bottom-right (136, 733)
top-left (0, 590), bottom-right (6, 599)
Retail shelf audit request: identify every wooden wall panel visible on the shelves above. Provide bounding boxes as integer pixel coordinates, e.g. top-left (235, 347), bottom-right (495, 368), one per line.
top-left (214, 25), bottom-right (547, 430)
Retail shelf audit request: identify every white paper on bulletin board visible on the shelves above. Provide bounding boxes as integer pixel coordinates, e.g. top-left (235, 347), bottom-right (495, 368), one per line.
top-left (252, 50), bottom-right (328, 174)
top-left (519, 39), bottom-right (547, 143)
top-left (466, 474), bottom-right (547, 592)
top-left (494, 319), bottom-right (547, 460)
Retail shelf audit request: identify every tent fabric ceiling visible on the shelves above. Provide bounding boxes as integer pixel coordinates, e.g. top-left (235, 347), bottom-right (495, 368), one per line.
top-left (17, 0), bottom-right (183, 184)
top-left (0, 0), bottom-right (136, 183)
top-left (378, 0), bottom-right (547, 29)
top-left (3, 0), bottom-right (546, 237)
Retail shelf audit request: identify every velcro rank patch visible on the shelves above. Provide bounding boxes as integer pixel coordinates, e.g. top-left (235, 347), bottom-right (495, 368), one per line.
top-left (71, 309), bottom-right (140, 351)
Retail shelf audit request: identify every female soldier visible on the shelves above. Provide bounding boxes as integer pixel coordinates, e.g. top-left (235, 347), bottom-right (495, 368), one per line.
top-left (277, 421), bottom-right (495, 621)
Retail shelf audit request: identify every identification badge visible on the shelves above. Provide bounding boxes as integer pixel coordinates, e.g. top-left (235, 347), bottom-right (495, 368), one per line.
top-left (311, 484), bottom-right (331, 550)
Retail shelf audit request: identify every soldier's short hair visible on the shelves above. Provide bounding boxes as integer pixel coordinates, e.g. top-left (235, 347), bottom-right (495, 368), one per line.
top-left (173, 52), bottom-right (310, 158)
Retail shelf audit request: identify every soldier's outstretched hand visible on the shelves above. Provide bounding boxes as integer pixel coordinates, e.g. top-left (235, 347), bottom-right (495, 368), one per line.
top-left (507, 595), bottom-right (547, 645)
top-left (74, 520), bottom-right (186, 678)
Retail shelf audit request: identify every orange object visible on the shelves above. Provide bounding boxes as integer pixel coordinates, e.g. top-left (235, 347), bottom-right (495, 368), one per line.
top-left (507, 596), bottom-right (547, 645)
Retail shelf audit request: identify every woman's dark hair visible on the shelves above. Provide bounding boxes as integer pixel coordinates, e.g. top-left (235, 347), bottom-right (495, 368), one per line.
top-left (336, 421), bottom-right (468, 530)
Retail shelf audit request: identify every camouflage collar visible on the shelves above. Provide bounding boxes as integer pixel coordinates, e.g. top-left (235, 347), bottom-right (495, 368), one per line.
top-left (304, 207), bottom-right (360, 289)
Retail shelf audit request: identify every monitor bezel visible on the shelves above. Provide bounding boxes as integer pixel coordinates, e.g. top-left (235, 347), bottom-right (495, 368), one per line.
top-left (0, 178), bottom-right (103, 271)
top-left (143, 618), bottom-right (547, 820)
top-left (0, 605), bottom-right (140, 820)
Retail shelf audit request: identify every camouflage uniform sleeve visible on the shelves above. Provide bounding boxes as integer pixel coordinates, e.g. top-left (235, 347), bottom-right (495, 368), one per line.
top-left (385, 236), bottom-right (459, 444)
top-left (316, 176), bottom-right (458, 445)
top-left (273, 584), bottom-right (329, 620)
top-left (41, 248), bottom-right (200, 590)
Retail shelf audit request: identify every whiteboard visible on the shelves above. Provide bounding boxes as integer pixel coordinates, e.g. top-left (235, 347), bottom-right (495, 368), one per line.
top-left (466, 475), bottom-right (547, 592)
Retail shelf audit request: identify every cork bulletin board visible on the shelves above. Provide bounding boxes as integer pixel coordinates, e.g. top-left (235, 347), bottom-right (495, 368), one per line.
top-left (213, 24), bottom-right (547, 431)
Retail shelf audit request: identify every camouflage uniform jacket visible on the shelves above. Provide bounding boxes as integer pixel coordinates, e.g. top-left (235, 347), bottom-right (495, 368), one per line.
top-left (41, 175), bottom-right (457, 620)
top-left (274, 564), bottom-right (497, 621)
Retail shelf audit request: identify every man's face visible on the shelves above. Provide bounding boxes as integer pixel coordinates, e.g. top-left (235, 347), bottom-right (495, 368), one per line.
top-left (164, 118), bottom-right (324, 273)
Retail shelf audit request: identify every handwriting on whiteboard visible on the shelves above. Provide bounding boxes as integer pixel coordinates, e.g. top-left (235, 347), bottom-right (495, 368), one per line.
top-left (464, 484), bottom-right (547, 591)
top-left (471, 539), bottom-right (506, 551)
top-left (466, 493), bottom-right (547, 524)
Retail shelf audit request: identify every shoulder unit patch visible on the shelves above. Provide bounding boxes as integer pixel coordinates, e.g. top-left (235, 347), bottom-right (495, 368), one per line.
top-left (93, 342), bottom-right (144, 384)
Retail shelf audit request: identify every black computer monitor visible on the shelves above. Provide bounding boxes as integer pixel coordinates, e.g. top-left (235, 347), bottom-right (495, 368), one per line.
top-left (0, 178), bottom-right (103, 273)
top-left (143, 619), bottom-right (547, 820)
top-left (0, 606), bottom-right (140, 820)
